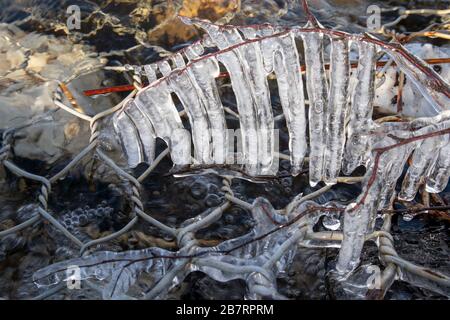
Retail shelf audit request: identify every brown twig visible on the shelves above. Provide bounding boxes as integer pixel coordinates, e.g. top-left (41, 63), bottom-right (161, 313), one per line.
top-left (396, 72), bottom-right (405, 114)
top-left (383, 205), bottom-right (450, 215)
top-left (403, 30), bottom-right (450, 42)
top-left (59, 83), bottom-right (84, 114)
top-left (83, 57), bottom-right (450, 97)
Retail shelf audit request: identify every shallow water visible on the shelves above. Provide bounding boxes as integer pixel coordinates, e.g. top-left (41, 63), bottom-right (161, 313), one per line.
top-left (0, 0), bottom-right (449, 300)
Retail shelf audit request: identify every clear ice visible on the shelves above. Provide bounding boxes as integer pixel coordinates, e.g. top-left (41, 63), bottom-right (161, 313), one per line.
top-left (323, 37), bottom-right (350, 184)
top-left (108, 17), bottom-right (450, 297)
top-left (342, 41), bottom-right (377, 175)
top-left (301, 30), bottom-right (329, 186)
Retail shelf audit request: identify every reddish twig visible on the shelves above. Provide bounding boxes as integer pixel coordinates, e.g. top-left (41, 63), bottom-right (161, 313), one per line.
top-left (83, 84), bottom-right (140, 97)
top-left (301, 0), bottom-right (320, 27)
top-left (83, 57), bottom-right (450, 97)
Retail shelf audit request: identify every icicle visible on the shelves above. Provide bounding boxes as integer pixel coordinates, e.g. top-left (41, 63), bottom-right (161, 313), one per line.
top-left (377, 143), bottom-right (416, 209)
top-left (337, 138), bottom-right (412, 274)
top-left (323, 38), bottom-right (350, 184)
top-left (158, 61), bottom-right (172, 76)
top-left (134, 82), bottom-right (191, 166)
top-left (338, 197), bottom-right (379, 274)
top-left (113, 110), bottom-right (143, 167)
top-left (143, 64), bottom-right (157, 83)
top-left (342, 42), bottom-right (377, 175)
top-left (171, 53), bottom-right (185, 68)
top-left (193, 23), bottom-right (258, 174)
top-left (259, 29), bottom-right (307, 176)
top-left (426, 140), bottom-right (450, 193)
top-left (185, 47), bottom-right (229, 164)
top-left (384, 42), bottom-right (450, 114)
top-left (390, 113), bottom-right (450, 198)
top-left (236, 27), bottom-right (276, 175)
top-left (187, 17), bottom-right (274, 175)
top-left (399, 137), bottom-right (443, 201)
top-left (123, 99), bottom-right (156, 164)
top-left (165, 63), bottom-right (213, 164)
top-left (301, 31), bottom-right (328, 186)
